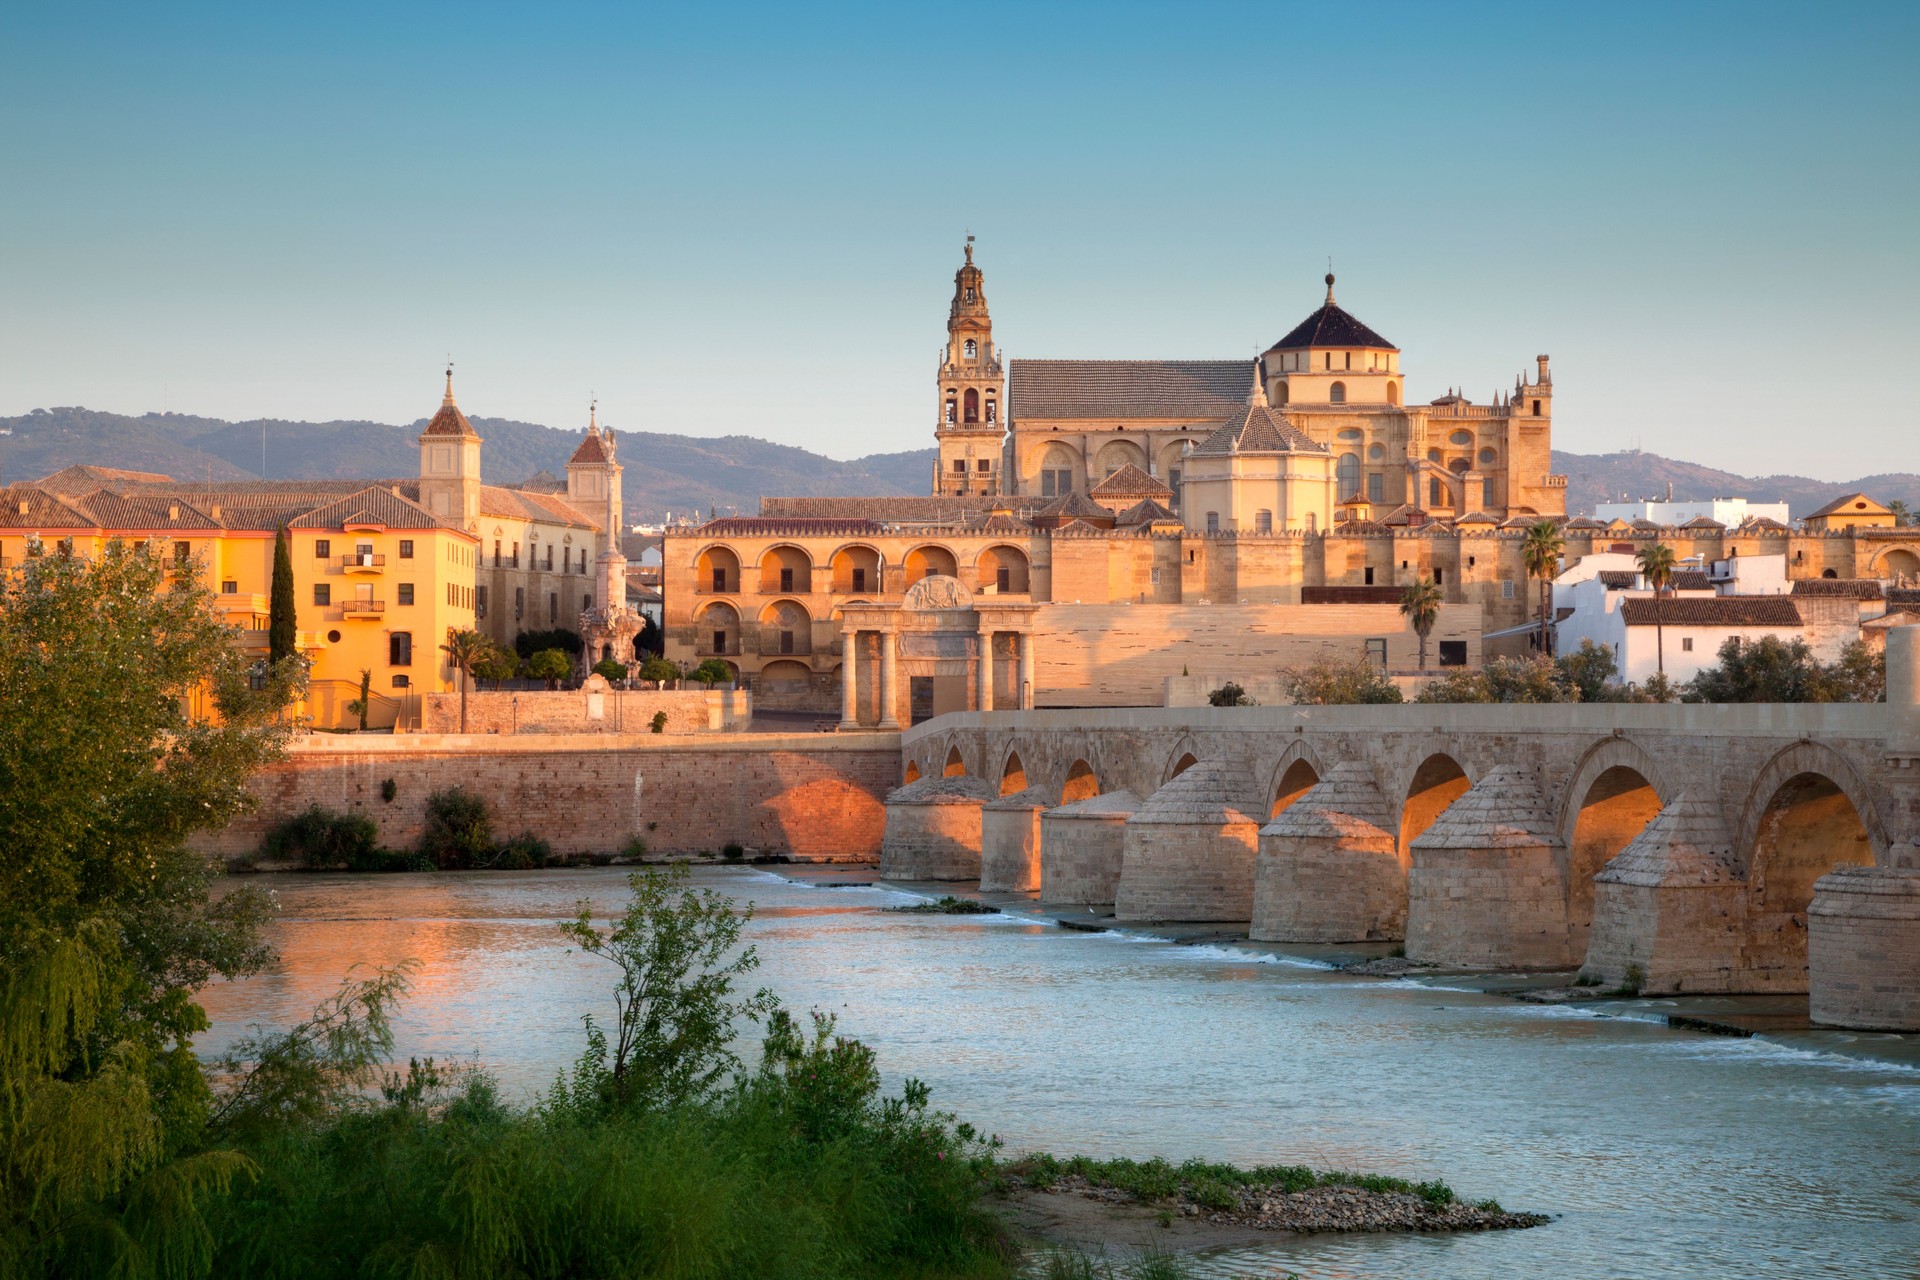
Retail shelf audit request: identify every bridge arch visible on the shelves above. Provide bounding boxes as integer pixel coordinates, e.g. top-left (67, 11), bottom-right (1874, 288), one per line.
top-left (902, 760), bottom-right (921, 785)
top-left (1060, 758), bottom-right (1101, 804)
top-left (1397, 750), bottom-right (1473, 858)
top-left (1164, 736), bottom-right (1200, 785)
top-left (1739, 742), bottom-right (1882, 984)
top-left (1265, 741), bottom-right (1325, 818)
top-left (1000, 747), bottom-right (1029, 795)
top-left (943, 743), bottom-right (969, 777)
top-left (1558, 738), bottom-right (1670, 951)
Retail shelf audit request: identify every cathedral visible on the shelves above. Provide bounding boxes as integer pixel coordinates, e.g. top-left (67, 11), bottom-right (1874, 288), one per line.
top-left (934, 241), bottom-right (1563, 531)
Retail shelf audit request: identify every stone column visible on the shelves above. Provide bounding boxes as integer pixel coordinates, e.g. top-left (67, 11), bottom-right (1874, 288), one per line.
top-left (878, 629), bottom-right (902, 729)
top-left (977, 630), bottom-right (994, 712)
top-left (1018, 630), bottom-right (1036, 710)
top-left (839, 627), bottom-right (860, 729)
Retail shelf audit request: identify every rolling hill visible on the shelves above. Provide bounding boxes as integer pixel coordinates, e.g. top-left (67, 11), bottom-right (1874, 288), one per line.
top-left (1, 405), bottom-right (1913, 522)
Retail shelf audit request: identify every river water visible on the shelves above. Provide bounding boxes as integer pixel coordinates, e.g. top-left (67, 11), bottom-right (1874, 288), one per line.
top-left (199, 868), bottom-right (1920, 1279)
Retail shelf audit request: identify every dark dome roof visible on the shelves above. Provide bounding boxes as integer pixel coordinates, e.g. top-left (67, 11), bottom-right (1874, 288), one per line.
top-left (1264, 277), bottom-right (1396, 352)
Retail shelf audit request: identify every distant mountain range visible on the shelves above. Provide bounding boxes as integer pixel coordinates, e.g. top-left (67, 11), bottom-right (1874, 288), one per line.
top-left (2, 405), bottom-right (1913, 522)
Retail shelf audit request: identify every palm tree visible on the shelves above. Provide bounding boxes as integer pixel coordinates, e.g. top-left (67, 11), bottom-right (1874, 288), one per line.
top-left (1521, 520), bottom-right (1565, 657)
top-left (441, 627), bottom-right (490, 733)
top-left (1399, 573), bottom-right (1444, 670)
top-left (1636, 541), bottom-right (1679, 677)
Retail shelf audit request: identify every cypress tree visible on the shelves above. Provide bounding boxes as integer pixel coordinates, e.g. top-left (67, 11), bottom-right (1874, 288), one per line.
top-left (269, 524), bottom-right (297, 663)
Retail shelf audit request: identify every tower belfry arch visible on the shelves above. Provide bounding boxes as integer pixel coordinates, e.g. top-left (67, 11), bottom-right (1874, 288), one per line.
top-left (932, 237), bottom-right (1006, 497)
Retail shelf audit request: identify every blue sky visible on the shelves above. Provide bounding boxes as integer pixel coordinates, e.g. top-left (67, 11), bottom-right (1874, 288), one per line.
top-left (2, 1), bottom-right (1915, 477)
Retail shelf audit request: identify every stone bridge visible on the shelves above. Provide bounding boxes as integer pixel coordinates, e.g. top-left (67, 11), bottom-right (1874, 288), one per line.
top-left (880, 633), bottom-right (1920, 1031)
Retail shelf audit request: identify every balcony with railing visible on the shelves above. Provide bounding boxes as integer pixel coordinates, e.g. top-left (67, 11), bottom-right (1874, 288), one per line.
top-left (340, 599), bottom-right (387, 617)
top-left (341, 552), bottom-right (386, 572)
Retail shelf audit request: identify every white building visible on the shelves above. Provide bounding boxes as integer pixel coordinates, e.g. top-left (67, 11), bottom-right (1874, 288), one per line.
top-left (1592, 497), bottom-right (1792, 527)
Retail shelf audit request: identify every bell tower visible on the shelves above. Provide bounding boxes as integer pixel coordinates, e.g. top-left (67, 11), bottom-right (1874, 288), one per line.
top-left (932, 237), bottom-right (1005, 496)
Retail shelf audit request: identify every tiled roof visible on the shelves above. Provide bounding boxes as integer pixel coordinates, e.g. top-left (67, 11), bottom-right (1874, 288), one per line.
top-left (1007, 359), bottom-right (1248, 420)
top-left (1189, 404), bottom-right (1327, 456)
top-left (0, 486), bottom-right (97, 529)
top-left (1263, 291), bottom-right (1396, 352)
top-left (479, 485), bottom-right (597, 529)
top-left (1681, 516), bottom-right (1726, 530)
top-left (568, 430), bottom-right (611, 465)
top-left (1792, 578), bottom-right (1885, 600)
top-left (67, 490), bottom-right (222, 530)
top-left (695, 517), bottom-right (887, 537)
top-left (1454, 510), bottom-right (1498, 525)
top-left (1115, 498), bottom-right (1180, 526)
top-left (1564, 516), bottom-right (1607, 530)
top-left (421, 390), bottom-right (477, 438)
top-left (1804, 491), bottom-right (1888, 520)
top-left (35, 464), bottom-right (179, 496)
top-left (287, 486), bottom-right (444, 530)
top-left (1055, 518), bottom-right (1111, 535)
top-left (974, 513), bottom-right (1036, 534)
top-left (1036, 490), bottom-right (1115, 522)
top-left (1739, 516), bottom-right (1793, 532)
top-left (1619, 597), bottom-right (1802, 627)
top-left (1088, 463), bottom-right (1171, 498)
top-left (760, 496), bottom-right (1000, 521)
top-left (1597, 569), bottom-right (1710, 591)
top-left (517, 469), bottom-right (565, 493)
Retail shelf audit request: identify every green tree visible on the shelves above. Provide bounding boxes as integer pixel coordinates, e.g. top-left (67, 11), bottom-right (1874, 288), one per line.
top-left (549, 865), bottom-right (778, 1116)
top-left (1682, 634), bottom-right (1884, 703)
top-left (1281, 657), bottom-right (1405, 704)
top-left (592, 657), bottom-right (630, 683)
top-left (1635, 541), bottom-right (1679, 677)
top-left (1207, 681), bottom-right (1254, 706)
top-left (639, 655), bottom-right (682, 684)
top-left (1830, 639), bottom-right (1887, 702)
top-left (440, 627), bottom-right (490, 731)
top-left (1890, 499), bottom-right (1914, 527)
top-left (344, 667), bottom-right (372, 731)
top-left (268, 524), bottom-right (297, 665)
top-left (472, 643), bottom-right (520, 688)
top-left (527, 647), bottom-right (573, 689)
top-left (1556, 638), bottom-right (1619, 702)
top-left (0, 539), bottom-right (300, 1272)
top-left (1521, 520), bottom-right (1565, 657)
top-left (1399, 573), bottom-right (1443, 670)
top-left (690, 658), bottom-right (734, 687)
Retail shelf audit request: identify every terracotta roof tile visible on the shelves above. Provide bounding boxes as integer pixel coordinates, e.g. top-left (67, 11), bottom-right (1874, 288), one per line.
top-left (1008, 359), bottom-right (1248, 420)
top-left (1618, 597), bottom-right (1802, 627)
top-left (1088, 463), bottom-right (1172, 498)
top-left (287, 486), bottom-right (443, 530)
top-left (1792, 578), bottom-right (1884, 599)
top-left (1115, 498), bottom-right (1181, 526)
top-left (35, 464), bottom-right (178, 496)
top-left (760, 496), bottom-right (1000, 521)
top-left (66, 490), bottom-right (222, 530)
top-left (695, 517), bottom-right (887, 537)
top-left (1190, 404), bottom-right (1326, 456)
top-left (0, 486), bottom-right (96, 529)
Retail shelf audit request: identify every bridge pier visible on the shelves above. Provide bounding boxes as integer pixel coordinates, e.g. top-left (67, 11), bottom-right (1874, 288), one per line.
top-left (1809, 867), bottom-right (1920, 1030)
top-left (980, 788), bottom-right (1049, 892)
top-left (879, 774), bottom-right (995, 880)
top-left (1039, 791), bottom-right (1139, 904)
top-left (1115, 759), bottom-right (1261, 923)
top-left (1251, 762), bottom-right (1404, 943)
top-left (1407, 765), bottom-right (1573, 968)
top-left (1583, 793), bottom-right (1747, 993)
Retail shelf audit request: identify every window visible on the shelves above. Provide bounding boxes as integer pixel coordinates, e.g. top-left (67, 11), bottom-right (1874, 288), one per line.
top-left (398, 539), bottom-right (414, 559)
top-left (1344, 352), bottom-right (1351, 370)
top-left (1532, 399), bottom-right (1542, 416)
top-left (315, 539), bottom-right (330, 558)
top-left (494, 540), bottom-right (501, 567)
top-left (545, 545), bottom-right (553, 570)
top-left (1364, 567), bottom-right (1375, 585)
top-left (1364, 638), bottom-right (1387, 667)
top-left (964, 287), bottom-right (975, 302)
top-left (389, 632), bottom-right (412, 665)
top-left (476, 585), bottom-right (487, 618)
top-left (1368, 472), bottom-right (1384, 503)
top-left (964, 389), bottom-right (979, 422)
top-left (1682, 637), bottom-right (1694, 652)
top-left (514, 587), bottom-right (524, 619)
top-left (511, 542), bottom-right (519, 568)
top-left (1468, 556), bottom-right (1476, 568)
top-left (1205, 511), bottom-right (1220, 532)
top-left (852, 567), bottom-right (867, 592)
top-left (392, 674), bottom-right (410, 689)
top-left (1430, 478), bottom-right (1442, 506)
top-left (313, 584), bottom-right (331, 606)
top-left (1434, 567), bottom-right (1445, 585)
top-left (985, 400), bottom-right (996, 422)
top-left (779, 630), bottom-right (794, 654)
top-left (997, 566), bottom-right (1011, 592)
top-left (221, 579), bottom-right (237, 594)
top-left (953, 459), bottom-right (967, 473)
top-left (1329, 381), bottom-right (1346, 404)
top-left (583, 594), bottom-right (591, 611)
top-left (1483, 477), bottom-right (1497, 507)
top-left (713, 629), bottom-right (727, 652)
top-left (945, 400), bottom-right (956, 422)
top-left (325, 628), bottom-right (341, 643)
top-left (1336, 453), bottom-right (1361, 500)
top-left (1150, 567), bottom-right (1161, 585)
top-left (1254, 510), bottom-right (1273, 534)
top-left (398, 583), bottom-right (414, 606)
top-left (172, 540), bottom-right (191, 565)
top-left (1502, 579), bottom-right (1515, 599)
top-left (964, 339), bottom-right (977, 358)
top-left (1438, 640), bottom-right (1467, 667)
top-left (977, 459), bottom-right (990, 472)
top-left (549, 592), bottom-right (558, 625)
top-left (712, 566), bottom-right (727, 591)
top-left (780, 567), bottom-right (794, 592)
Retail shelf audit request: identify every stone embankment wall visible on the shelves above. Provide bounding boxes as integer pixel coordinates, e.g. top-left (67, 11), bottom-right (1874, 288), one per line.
top-left (197, 732), bottom-right (899, 861)
top-left (422, 689), bottom-right (750, 735)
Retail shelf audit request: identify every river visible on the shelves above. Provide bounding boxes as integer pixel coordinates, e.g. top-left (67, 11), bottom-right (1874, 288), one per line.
top-left (198, 868), bottom-right (1920, 1279)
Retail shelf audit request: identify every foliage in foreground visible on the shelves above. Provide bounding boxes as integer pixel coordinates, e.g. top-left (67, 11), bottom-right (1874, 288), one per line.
top-left (1282, 657), bottom-right (1405, 705)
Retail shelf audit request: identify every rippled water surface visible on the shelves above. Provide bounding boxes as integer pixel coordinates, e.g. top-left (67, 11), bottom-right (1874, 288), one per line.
top-left (200, 869), bottom-right (1920, 1279)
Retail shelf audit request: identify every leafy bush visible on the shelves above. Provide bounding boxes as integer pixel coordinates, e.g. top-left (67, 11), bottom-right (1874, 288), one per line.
top-left (689, 658), bottom-right (734, 686)
top-left (649, 709), bottom-right (669, 733)
top-left (1207, 681), bottom-right (1254, 707)
top-left (379, 777), bottom-right (397, 804)
top-left (472, 644), bottom-right (521, 686)
top-left (621, 834), bottom-right (649, 860)
top-left (1283, 657), bottom-right (1405, 705)
top-left (261, 804), bottom-right (381, 869)
top-left (512, 627), bottom-right (583, 659)
top-left (496, 831), bottom-right (553, 870)
top-left (592, 658), bottom-right (629, 682)
top-left (1683, 635), bottom-right (1885, 703)
top-left (419, 786), bottom-right (494, 869)
top-left (639, 656), bottom-right (682, 683)
top-left (526, 648), bottom-right (573, 689)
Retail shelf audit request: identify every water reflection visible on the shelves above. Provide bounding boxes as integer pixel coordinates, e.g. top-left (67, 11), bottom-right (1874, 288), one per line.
top-left (202, 868), bottom-right (1920, 1280)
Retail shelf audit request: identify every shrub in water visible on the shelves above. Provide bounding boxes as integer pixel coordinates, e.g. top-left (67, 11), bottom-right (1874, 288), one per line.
top-left (495, 831), bottom-right (552, 870)
top-left (419, 786), bottom-right (494, 869)
top-left (621, 834), bottom-right (649, 860)
top-left (261, 804), bottom-right (380, 869)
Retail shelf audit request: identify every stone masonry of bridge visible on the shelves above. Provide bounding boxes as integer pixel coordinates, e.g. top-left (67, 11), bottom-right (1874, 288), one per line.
top-left (882, 629), bottom-right (1920, 1030)
top-left (196, 732), bottom-right (900, 862)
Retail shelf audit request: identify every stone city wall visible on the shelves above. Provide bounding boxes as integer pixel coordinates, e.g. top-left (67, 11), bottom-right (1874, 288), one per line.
top-left (422, 689), bottom-right (751, 735)
top-left (195, 732), bottom-right (900, 861)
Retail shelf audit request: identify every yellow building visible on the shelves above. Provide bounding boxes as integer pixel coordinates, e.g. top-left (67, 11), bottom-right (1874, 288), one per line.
top-left (1803, 492), bottom-right (1897, 532)
top-left (4, 467), bottom-right (478, 730)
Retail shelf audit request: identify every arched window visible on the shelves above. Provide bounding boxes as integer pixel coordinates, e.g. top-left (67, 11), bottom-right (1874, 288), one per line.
top-left (964, 389), bottom-right (980, 423)
top-left (1205, 511), bottom-right (1220, 532)
top-left (1276, 381), bottom-right (1290, 405)
top-left (985, 398), bottom-right (996, 422)
top-left (964, 339), bottom-right (977, 359)
top-left (1387, 381), bottom-right (1401, 406)
top-left (1255, 510), bottom-right (1273, 533)
top-left (1329, 381), bottom-right (1347, 404)
top-left (944, 399), bottom-right (956, 423)
top-left (1337, 453), bottom-right (1361, 500)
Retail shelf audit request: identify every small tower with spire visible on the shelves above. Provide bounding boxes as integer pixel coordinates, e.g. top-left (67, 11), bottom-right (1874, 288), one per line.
top-left (932, 237), bottom-right (1006, 497)
top-left (417, 363), bottom-right (483, 528)
top-left (565, 399), bottom-right (622, 535)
